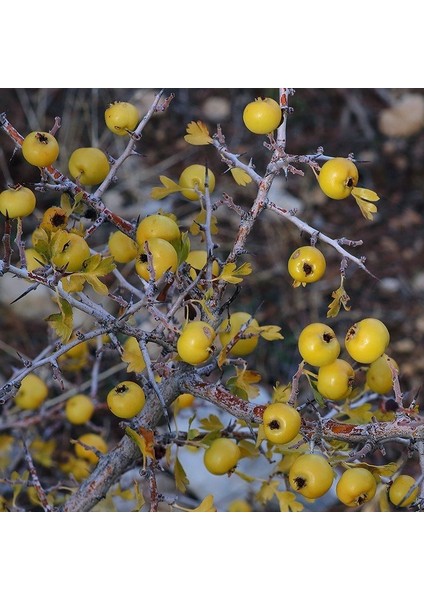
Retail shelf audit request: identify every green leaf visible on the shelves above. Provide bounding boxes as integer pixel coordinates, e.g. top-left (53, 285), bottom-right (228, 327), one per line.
top-left (45, 296), bottom-right (73, 342)
top-left (171, 230), bottom-right (191, 265)
top-left (174, 456), bottom-right (189, 492)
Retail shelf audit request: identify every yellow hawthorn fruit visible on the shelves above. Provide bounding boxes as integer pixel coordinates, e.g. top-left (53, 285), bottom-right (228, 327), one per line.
top-left (51, 231), bottom-right (91, 272)
top-left (107, 381), bottom-right (146, 419)
top-left (366, 354), bottom-right (399, 394)
top-left (40, 206), bottom-right (68, 231)
top-left (68, 147), bottom-right (110, 186)
top-left (15, 374), bottom-right (48, 410)
top-left (105, 101), bottom-right (140, 135)
top-left (262, 403), bottom-right (301, 445)
top-left (58, 339), bottom-right (90, 372)
top-left (218, 311), bottom-right (259, 357)
top-left (185, 249), bottom-right (220, 280)
top-left (298, 323), bottom-right (341, 367)
top-left (108, 230), bottom-right (139, 263)
top-left (74, 433), bottom-right (107, 465)
top-left (203, 438), bottom-right (241, 475)
top-left (175, 393), bottom-right (195, 409)
top-left (242, 97), bottom-right (282, 134)
top-left (65, 394), bottom-right (95, 425)
top-left (22, 131), bottom-right (59, 167)
top-left (136, 214), bottom-right (180, 247)
top-left (135, 237), bottom-right (178, 281)
top-left (178, 165), bottom-right (216, 201)
top-left (317, 359), bottom-right (355, 401)
top-left (389, 475), bottom-right (419, 507)
top-left (288, 246), bottom-right (326, 286)
top-left (318, 157), bottom-right (359, 200)
top-left (177, 321), bottom-right (216, 365)
top-left (0, 186), bottom-right (36, 219)
top-left (289, 454), bottom-right (334, 499)
top-left (345, 318), bottom-right (390, 364)
top-left (336, 468), bottom-right (377, 507)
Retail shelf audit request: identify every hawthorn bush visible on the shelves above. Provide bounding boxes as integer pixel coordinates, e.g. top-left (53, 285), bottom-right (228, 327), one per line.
top-left (0, 88), bottom-right (423, 512)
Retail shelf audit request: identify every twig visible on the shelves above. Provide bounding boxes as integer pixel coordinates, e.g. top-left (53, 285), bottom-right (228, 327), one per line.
top-left (21, 437), bottom-right (53, 512)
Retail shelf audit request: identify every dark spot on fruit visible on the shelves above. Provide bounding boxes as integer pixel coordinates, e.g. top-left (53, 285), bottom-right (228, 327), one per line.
top-left (347, 177), bottom-right (354, 188)
top-left (51, 212), bottom-right (67, 227)
top-left (116, 384), bottom-right (128, 394)
top-left (294, 476), bottom-right (306, 490)
top-left (346, 325), bottom-right (357, 340)
top-left (269, 419), bottom-right (280, 430)
top-left (36, 132), bottom-right (49, 144)
top-left (356, 493), bottom-right (367, 506)
top-left (303, 263), bottom-right (313, 276)
top-left (323, 332), bottom-right (333, 344)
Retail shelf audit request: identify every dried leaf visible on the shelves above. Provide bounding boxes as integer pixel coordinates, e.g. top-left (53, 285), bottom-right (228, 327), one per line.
top-left (231, 168), bottom-right (252, 186)
top-left (184, 120), bottom-right (212, 146)
top-left (125, 427), bottom-right (155, 467)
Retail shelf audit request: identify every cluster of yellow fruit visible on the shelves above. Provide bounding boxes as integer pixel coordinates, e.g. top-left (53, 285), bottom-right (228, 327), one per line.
top-left (298, 318), bottom-right (396, 401)
top-left (0, 102), bottom-right (140, 221)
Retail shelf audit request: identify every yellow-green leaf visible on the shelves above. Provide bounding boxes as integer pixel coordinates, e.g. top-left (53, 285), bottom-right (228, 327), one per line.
top-left (45, 295), bottom-right (73, 342)
top-left (184, 120), bottom-right (212, 146)
top-left (255, 324), bottom-right (284, 341)
top-left (231, 168), bottom-right (252, 186)
top-left (327, 279), bottom-right (351, 318)
top-left (272, 382), bottom-right (291, 403)
top-left (151, 176), bottom-right (182, 200)
top-left (227, 367), bottom-right (261, 400)
top-left (122, 338), bottom-right (146, 373)
top-left (199, 414), bottom-right (224, 432)
top-left (189, 208), bottom-right (218, 239)
top-left (343, 403), bottom-right (374, 424)
top-left (275, 490), bottom-right (304, 512)
top-left (171, 230), bottom-right (191, 265)
top-left (343, 460), bottom-right (398, 480)
top-left (217, 262), bottom-right (252, 284)
top-left (256, 480), bottom-right (279, 504)
top-left (191, 494), bottom-right (217, 512)
top-left (351, 187), bottom-right (380, 221)
top-left (237, 439), bottom-right (260, 459)
top-left (174, 456), bottom-right (189, 492)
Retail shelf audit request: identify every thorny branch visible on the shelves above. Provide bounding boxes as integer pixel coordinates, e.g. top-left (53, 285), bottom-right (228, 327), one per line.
top-left (0, 89), bottom-right (421, 512)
